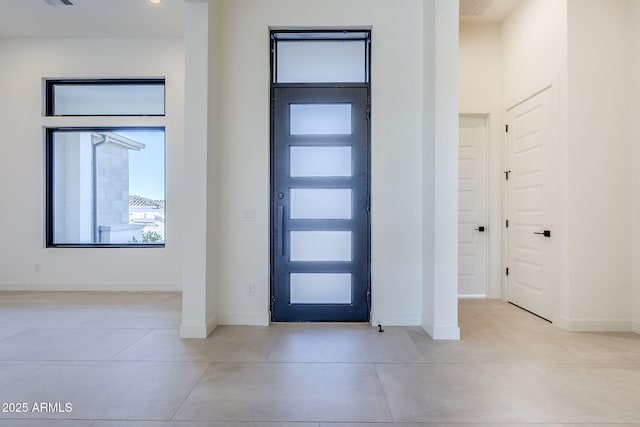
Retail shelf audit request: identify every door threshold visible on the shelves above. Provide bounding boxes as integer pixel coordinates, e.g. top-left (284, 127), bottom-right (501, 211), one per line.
top-left (269, 321), bottom-right (372, 327)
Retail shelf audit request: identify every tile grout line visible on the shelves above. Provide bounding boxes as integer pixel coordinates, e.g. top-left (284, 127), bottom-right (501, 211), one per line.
top-left (168, 361), bottom-right (214, 421)
top-left (534, 362), bottom-right (628, 424)
top-left (265, 327), bottom-right (286, 363)
top-left (107, 327), bottom-right (156, 361)
top-left (373, 362), bottom-right (397, 423)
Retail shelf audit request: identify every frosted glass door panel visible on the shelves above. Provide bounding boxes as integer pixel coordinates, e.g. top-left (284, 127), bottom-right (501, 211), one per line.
top-left (290, 189), bottom-right (352, 219)
top-left (290, 146), bottom-right (352, 177)
top-left (277, 41), bottom-right (366, 83)
top-left (290, 231), bottom-right (352, 261)
top-left (290, 104), bottom-right (351, 135)
top-left (290, 273), bottom-right (352, 304)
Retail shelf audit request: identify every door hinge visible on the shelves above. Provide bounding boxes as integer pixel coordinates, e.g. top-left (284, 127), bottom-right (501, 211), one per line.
top-left (506, 219), bottom-right (509, 228)
top-left (504, 170), bottom-right (511, 180)
top-left (506, 267), bottom-right (509, 276)
top-left (366, 196), bottom-right (371, 213)
top-left (506, 124), bottom-right (509, 133)
top-left (366, 103), bottom-right (371, 121)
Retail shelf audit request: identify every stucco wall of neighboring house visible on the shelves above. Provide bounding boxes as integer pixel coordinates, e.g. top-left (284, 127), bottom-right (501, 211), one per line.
top-left (53, 132), bottom-right (94, 244)
top-left (96, 141), bottom-right (130, 229)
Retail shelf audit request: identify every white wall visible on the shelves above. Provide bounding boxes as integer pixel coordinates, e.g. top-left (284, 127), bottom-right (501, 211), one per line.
top-left (565, 0), bottom-right (632, 330)
top-left (458, 22), bottom-right (503, 298)
top-left (459, 23), bottom-right (502, 111)
top-left (632, 0), bottom-right (640, 334)
top-left (204, 0), bottom-right (426, 327)
top-left (501, 0), bottom-right (568, 104)
top-left (0, 37), bottom-right (184, 291)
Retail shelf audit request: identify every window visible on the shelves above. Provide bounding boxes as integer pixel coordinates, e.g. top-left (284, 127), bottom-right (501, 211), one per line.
top-left (46, 79), bottom-right (165, 116)
top-left (45, 79), bottom-right (166, 248)
top-left (271, 30), bottom-right (371, 83)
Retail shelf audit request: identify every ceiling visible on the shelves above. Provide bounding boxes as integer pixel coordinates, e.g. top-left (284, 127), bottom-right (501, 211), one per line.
top-left (0, 0), bottom-right (184, 38)
top-left (0, 0), bottom-right (518, 39)
top-left (460, 0), bottom-right (521, 24)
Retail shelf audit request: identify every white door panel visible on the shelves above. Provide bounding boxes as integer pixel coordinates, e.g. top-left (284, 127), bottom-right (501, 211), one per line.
top-left (506, 87), bottom-right (556, 320)
top-left (458, 116), bottom-right (488, 297)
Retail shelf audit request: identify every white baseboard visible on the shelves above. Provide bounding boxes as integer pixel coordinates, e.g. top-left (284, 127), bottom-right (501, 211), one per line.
top-left (556, 316), bottom-right (632, 332)
top-left (180, 316), bottom-right (218, 338)
top-left (553, 316), bottom-right (570, 331)
top-left (0, 282), bottom-right (181, 292)
top-left (421, 316), bottom-right (460, 340)
top-left (218, 311), bottom-right (270, 326)
top-left (369, 311), bottom-right (421, 327)
top-left (458, 294), bottom-right (487, 299)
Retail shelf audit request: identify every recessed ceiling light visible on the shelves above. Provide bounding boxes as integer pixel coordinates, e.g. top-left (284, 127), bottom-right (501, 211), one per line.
top-left (43, 0), bottom-right (75, 6)
top-left (149, 0), bottom-right (161, 4)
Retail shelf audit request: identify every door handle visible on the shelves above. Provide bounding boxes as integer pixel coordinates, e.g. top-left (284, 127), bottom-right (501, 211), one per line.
top-left (276, 205), bottom-right (284, 256)
top-left (534, 230), bottom-right (551, 238)
top-left (475, 226), bottom-right (485, 232)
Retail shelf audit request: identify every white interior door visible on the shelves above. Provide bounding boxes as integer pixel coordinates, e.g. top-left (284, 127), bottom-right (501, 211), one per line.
top-left (458, 115), bottom-right (488, 297)
top-left (506, 87), bottom-right (556, 321)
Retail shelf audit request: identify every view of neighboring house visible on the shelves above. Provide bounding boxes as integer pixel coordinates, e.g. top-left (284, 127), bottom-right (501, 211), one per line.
top-left (52, 131), bottom-right (165, 245)
top-left (129, 194), bottom-right (166, 243)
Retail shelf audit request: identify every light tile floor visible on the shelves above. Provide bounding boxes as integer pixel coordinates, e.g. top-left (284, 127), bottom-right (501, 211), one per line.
top-left (0, 292), bottom-right (639, 426)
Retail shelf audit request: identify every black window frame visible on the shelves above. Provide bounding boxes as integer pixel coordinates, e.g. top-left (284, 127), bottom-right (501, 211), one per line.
top-left (45, 126), bottom-right (167, 249)
top-left (270, 29), bottom-right (372, 84)
top-left (269, 29), bottom-right (373, 321)
top-left (45, 78), bottom-right (166, 117)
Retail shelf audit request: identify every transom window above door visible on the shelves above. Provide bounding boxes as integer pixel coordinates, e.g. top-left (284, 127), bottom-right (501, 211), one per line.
top-left (271, 29), bottom-right (371, 84)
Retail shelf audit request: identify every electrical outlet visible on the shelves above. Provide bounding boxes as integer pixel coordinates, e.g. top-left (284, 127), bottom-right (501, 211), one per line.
top-left (241, 209), bottom-right (255, 222)
top-left (247, 283), bottom-right (256, 297)
top-left (34, 263), bottom-right (41, 273)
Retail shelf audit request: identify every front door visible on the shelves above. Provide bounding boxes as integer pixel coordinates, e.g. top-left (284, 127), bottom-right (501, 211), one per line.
top-left (271, 86), bottom-right (370, 322)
